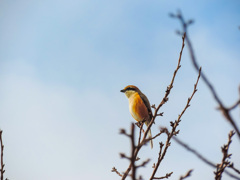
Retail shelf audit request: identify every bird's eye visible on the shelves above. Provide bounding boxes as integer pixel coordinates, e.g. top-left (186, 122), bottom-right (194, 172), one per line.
top-left (126, 87), bottom-right (136, 91)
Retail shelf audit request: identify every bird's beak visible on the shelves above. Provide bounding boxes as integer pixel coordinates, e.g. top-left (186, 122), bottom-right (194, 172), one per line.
top-left (120, 89), bottom-right (125, 93)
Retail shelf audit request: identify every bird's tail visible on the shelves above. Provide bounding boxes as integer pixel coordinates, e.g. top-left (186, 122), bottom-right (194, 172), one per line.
top-left (145, 121), bottom-right (153, 149)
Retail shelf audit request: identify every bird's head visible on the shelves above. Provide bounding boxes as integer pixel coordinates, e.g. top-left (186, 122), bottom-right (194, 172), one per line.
top-left (120, 85), bottom-right (140, 98)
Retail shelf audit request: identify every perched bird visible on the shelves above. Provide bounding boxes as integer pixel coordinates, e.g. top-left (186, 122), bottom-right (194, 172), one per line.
top-left (120, 85), bottom-right (153, 148)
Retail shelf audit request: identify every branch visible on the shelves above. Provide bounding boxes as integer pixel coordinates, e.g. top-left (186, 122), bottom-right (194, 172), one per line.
top-left (154, 32), bottom-right (185, 113)
top-left (148, 129), bottom-right (166, 141)
top-left (227, 100), bottom-right (240, 111)
top-left (215, 131), bottom-right (235, 180)
top-left (111, 167), bottom-right (122, 177)
top-left (179, 169), bottom-right (193, 180)
top-left (137, 122), bottom-right (144, 146)
top-left (170, 10), bottom-right (240, 139)
top-left (173, 136), bottom-right (240, 179)
top-left (0, 130), bottom-right (5, 180)
top-left (150, 67), bottom-right (201, 179)
top-left (229, 163), bottom-right (240, 175)
top-left (130, 124), bottom-right (136, 180)
top-left (152, 172), bottom-right (173, 179)
top-left (136, 159), bottom-right (150, 168)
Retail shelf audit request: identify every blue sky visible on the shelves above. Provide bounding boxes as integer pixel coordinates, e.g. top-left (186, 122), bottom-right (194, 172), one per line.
top-left (0, 0), bottom-right (240, 179)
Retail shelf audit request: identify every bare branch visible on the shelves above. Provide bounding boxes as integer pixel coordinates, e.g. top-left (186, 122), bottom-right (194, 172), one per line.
top-left (179, 169), bottom-right (193, 180)
top-left (130, 124), bottom-right (136, 180)
top-left (152, 172), bottom-right (173, 179)
top-left (120, 153), bottom-right (130, 160)
top-left (154, 33), bottom-right (185, 113)
top-left (0, 130), bottom-right (5, 180)
top-left (226, 100), bottom-right (240, 111)
top-left (156, 112), bottom-right (164, 117)
top-left (147, 129), bottom-right (166, 141)
top-left (215, 131), bottom-right (235, 180)
top-left (136, 159), bottom-right (150, 168)
top-left (170, 10), bottom-right (240, 139)
top-left (229, 163), bottom-right (240, 175)
top-left (173, 136), bottom-right (240, 179)
top-left (120, 129), bottom-right (130, 137)
top-left (111, 167), bottom-right (123, 177)
top-left (138, 122), bottom-right (144, 146)
top-left (150, 67), bottom-right (201, 179)
top-left (151, 104), bottom-right (156, 110)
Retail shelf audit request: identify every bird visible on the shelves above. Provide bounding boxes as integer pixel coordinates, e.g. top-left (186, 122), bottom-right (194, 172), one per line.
top-left (120, 85), bottom-right (153, 148)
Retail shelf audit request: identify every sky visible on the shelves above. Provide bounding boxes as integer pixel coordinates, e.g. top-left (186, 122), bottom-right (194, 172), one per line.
top-left (0, 0), bottom-right (240, 180)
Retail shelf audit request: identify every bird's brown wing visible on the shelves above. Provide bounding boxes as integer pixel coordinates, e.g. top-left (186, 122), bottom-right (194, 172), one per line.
top-left (139, 93), bottom-right (154, 148)
top-left (139, 93), bottom-right (153, 120)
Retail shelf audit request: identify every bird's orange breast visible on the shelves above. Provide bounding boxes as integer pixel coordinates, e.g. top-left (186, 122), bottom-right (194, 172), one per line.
top-left (129, 93), bottom-right (149, 122)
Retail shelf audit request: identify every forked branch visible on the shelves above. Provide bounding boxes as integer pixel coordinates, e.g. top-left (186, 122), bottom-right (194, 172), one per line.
top-left (173, 136), bottom-right (240, 179)
top-left (170, 10), bottom-right (240, 139)
top-left (150, 68), bottom-right (201, 179)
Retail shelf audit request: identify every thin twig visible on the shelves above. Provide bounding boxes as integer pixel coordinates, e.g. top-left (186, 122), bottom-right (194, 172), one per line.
top-left (111, 167), bottom-right (123, 177)
top-left (138, 122), bottom-right (144, 146)
top-left (179, 169), bottom-right (193, 180)
top-left (152, 172), bottom-right (173, 179)
top-left (0, 130), bottom-right (5, 180)
top-left (147, 129), bottom-right (166, 141)
top-left (136, 159), bottom-right (150, 168)
top-left (154, 33), bottom-right (185, 113)
top-left (227, 100), bottom-right (240, 111)
top-left (229, 163), bottom-right (240, 175)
